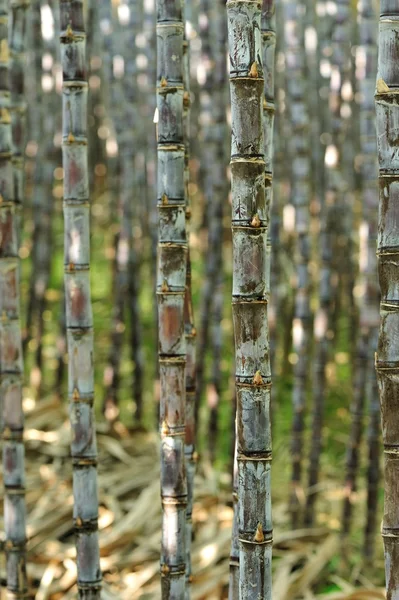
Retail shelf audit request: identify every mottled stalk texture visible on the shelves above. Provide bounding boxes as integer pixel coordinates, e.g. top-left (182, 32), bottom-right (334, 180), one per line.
top-left (60, 2), bottom-right (102, 597)
top-left (282, 0), bottom-right (311, 529)
top-left (156, 0), bottom-right (187, 597)
top-left (375, 2), bottom-right (399, 598)
top-left (227, 1), bottom-right (272, 598)
top-left (0, 1), bottom-right (28, 595)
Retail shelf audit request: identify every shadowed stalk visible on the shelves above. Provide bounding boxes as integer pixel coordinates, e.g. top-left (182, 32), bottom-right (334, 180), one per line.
top-left (374, 2), bottom-right (399, 598)
top-left (227, 1), bottom-right (273, 596)
top-left (103, 0), bottom-right (144, 423)
top-left (206, 0), bottom-right (228, 459)
top-left (228, 442), bottom-right (239, 600)
top-left (25, 0), bottom-right (54, 384)
top-left (60, 1), bottom-right (102, 596)
top-left (304, 0), bottom-right (351, 527)
top-left (282, 0), bottom-right (311, 529)
top-left (195, 0), bottom-right (228, 445)
top-left (364, 331), bottom-right (380, 565)
top-left (342, 0), bottom-right (378, 542)
top-left (341, 332), bottom-right (368, 537)
top-left (156, 0), bottom-right (187, 596)
top-left (182, 5), bottom-right (196, 595)
top-left (0, 1), bottom-right (28, 594)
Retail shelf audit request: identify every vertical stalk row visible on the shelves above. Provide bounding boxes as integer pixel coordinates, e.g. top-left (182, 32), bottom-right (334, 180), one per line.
top-left (375, 2), bottom-right (399, 598)
top-left (60, 2), bottom-right (102, 597)
top-left (0, 1), bottom-right (28, 594)
top-left (227, 1), bottom-right (272, 597)
top-left (156, 0), bottom-right (187, 597)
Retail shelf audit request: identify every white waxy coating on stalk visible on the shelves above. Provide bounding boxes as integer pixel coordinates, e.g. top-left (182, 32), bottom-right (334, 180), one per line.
top-left (156, 0), bottom-right (187, 597)
top-left (60, 1), bottom-right (101, 596)
top-left (227, 1), bottom-right (273, 598)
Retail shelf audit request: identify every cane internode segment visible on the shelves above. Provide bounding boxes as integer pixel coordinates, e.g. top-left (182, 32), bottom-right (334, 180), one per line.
top-left (376, 3), bottom-right (399, 599)
top-left (60, 1), bottom-right (101, 597)
top-left (157, 0), bottom-right (187, 597)
top-left (227, 1), bottom-right (272, 597)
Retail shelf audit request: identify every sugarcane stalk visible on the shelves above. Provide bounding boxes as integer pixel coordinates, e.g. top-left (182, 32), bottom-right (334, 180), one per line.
top-left (342, 331), bottom-right (368, 536)
top-left (60, 1), bottom-right (102, 596)
top-left (25, 0), bottom-right (54, 382)
top-left (342, 0), bottom-right (379, 542)
top-left (0, 1), bottom-right (28, 594)
top-left (182, 5), bottom-right (196, 595)
top-left (156, 0), bottom-right (187, 596)
top-left (195, 0), bottom-right (220, 432)
top-left (364, 330), bottom-right (380, 565)
top-left (304, 0), bottom-right (351, 526)
top-left (227, 1), bottom-right (273, 596)
top-left (281, 0), bottom-right (311, 529)
top-left (196, 0), bottom-right (228, 457)
top-left (228, 442), bottom-right (239, 600)
top-left (375, 2), bottom-right (399, 598)
top-left (207, 0), bottom-right (228, 461)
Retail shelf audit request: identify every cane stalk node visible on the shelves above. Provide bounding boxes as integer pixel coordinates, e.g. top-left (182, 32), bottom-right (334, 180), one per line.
top-left (160, 77), bottom-right (167, 87)
top-left (67, 132), bottom-right (75, 144)
top-left (161, 279), bottom-right (169, 293)
top-left (161, 193), bottom-right (168, 205)
top-left (251, 213), bottom-right (261, 228)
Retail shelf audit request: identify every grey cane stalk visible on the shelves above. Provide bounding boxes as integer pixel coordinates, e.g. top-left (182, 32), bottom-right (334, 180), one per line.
top-left (9, 0), bottom-right (29, 220)
top-left (156, 0), bottom-right (187, 597)
top-left (0, 1), bottom-right (28, 595)
top-left (281, 0), bottom-right (311, 529)
top-left (364, 331), bottom-right (380, 565)
top-left (182, 3), bottom-right (196, 595)
top-left (60, 1), bottom-right (102, 597)
top-left (227, 1), bottom-right (273, 597)
top-left (375, 2), bottom-right (399, 599)
top-left (305, 0), bottom-right (351, 526)
top-left (25, 0), bottom-right (54, 377)
top-left (228, 442), bottom-right (239, 600)
top-left (342, 0), bottom-right (379, 542)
